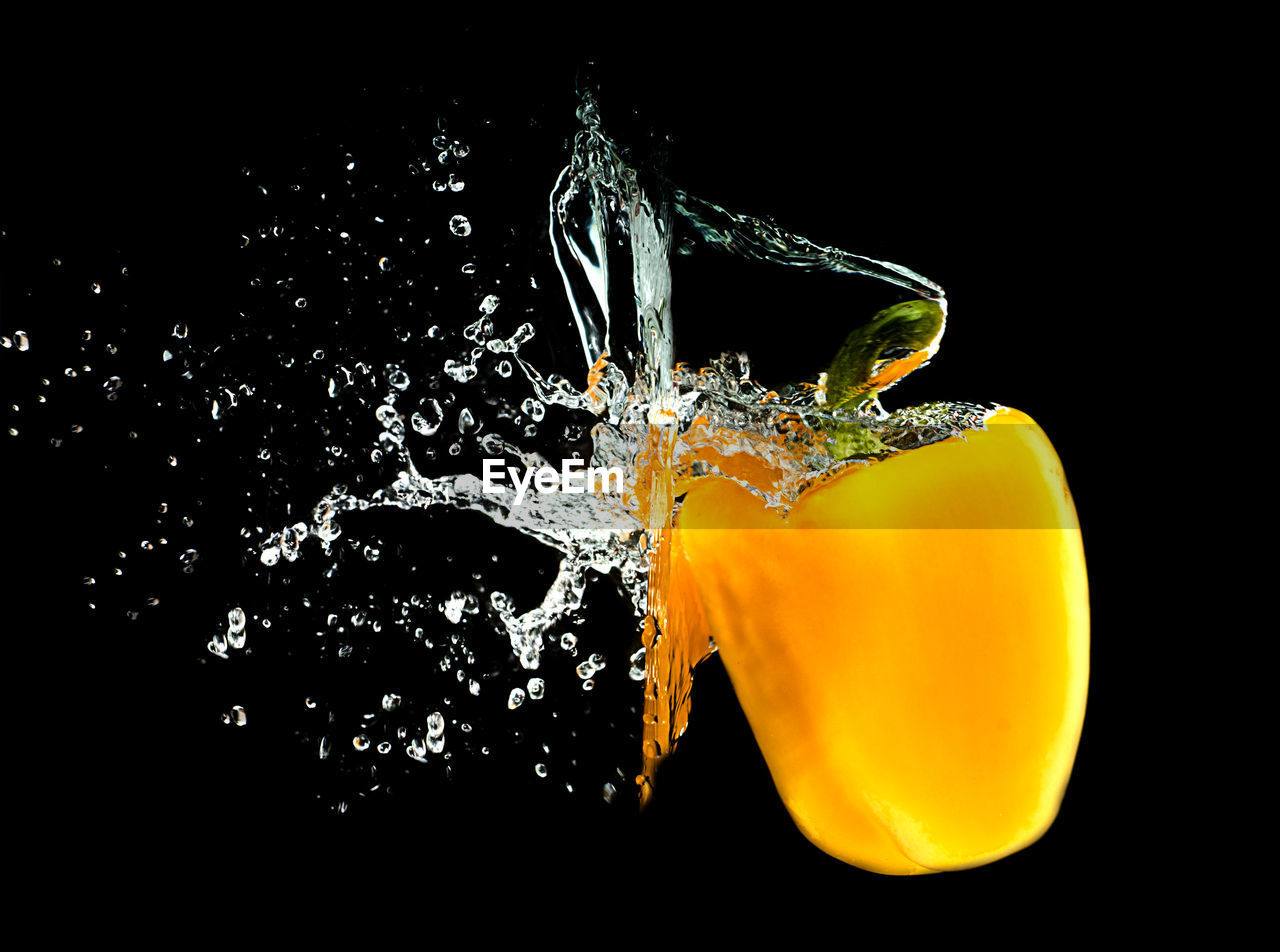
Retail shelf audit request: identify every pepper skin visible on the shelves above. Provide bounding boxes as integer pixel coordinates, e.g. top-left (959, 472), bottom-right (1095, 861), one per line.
top-left (669, 408), bottom-right (1088, 874)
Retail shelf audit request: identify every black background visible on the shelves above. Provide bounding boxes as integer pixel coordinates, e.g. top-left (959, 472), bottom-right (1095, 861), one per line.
top-left (1, 24), bottom-right (1186, 915)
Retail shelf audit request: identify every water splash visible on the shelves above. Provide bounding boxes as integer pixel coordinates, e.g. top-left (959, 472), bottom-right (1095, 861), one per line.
top-left (242, 88), bottom-right (990, 804)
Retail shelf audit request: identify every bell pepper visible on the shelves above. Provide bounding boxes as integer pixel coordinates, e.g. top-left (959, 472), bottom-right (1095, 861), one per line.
top-left (648, 301), bottom-right (1089, 875)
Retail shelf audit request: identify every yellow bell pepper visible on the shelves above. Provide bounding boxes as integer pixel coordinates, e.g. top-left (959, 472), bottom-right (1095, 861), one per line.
top-left (662, 406), bottom-right (1088, 874)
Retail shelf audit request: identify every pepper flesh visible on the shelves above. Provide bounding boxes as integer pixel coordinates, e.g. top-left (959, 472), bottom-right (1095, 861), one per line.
top-left (668, 408), bottom-right (1089, 874)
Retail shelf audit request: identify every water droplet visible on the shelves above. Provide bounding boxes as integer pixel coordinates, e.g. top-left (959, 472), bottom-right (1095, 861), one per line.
top-left (382, 693), bottom-right (402, 712)
top-left (527, 678), bottom-right (545, 700)
top-left (521, 398), bottom-right (546, 422)
top-left (449, 215), bottom-right (471, 237)
top-left (444, 359), bottom-right (477, 382)
top-left (442, 592), bottom-right (467, 624)
top-left (507, 688), bottom-right (526, 710)
top-left (411, 399), bottom-right (444, 436)
top-left (462, 316), bottom-right (492, 342)
top-left (507, 323), bottom-right (535, 350)
top-left (426, 711), bottom-right (446, 753)
top-left (227, 607), bottom-right (247, 649)
top-left (575, 653), bottom-right (606, 680)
